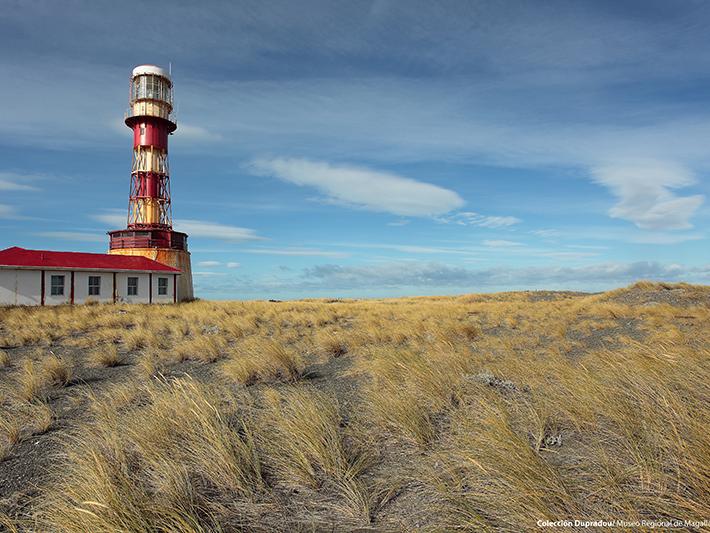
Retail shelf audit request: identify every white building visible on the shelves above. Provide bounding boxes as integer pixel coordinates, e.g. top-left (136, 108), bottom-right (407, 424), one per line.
top-left (0, 247), bottom-right (181, 306)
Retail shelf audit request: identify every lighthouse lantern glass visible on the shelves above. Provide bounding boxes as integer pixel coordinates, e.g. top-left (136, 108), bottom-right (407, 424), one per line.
top-left (131, 75), bottom-right (172, 105)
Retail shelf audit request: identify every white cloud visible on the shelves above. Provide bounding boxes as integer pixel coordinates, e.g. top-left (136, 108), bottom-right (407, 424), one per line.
top-left (227, 262), bottom-right (241, 268)
top-left (483, 240), bottom-right (524, 247)
top-left (92, 211), bottom-right (126, 227)
top-left (175, 123), bottom-right (222, 142)
top-left (197, 260), bottom-right (221, 267)
top-left (530, 229), bottom-right (561, 238)
top-left (0, 172), bottom-right (40, 191)
top-left (35, 231), bottom-right (105, 242)
top-left (174, 219), bottom-right (263, 242)
top-left (591, 161), bottom-right (705, 230)
top-left (627, 232), bottom-right (704, 245)
top-left (537, 251), bottom-right (600, 259)
top-left (437, 211), bottom-right (522, 228)
top-left (0, 204), bottom-right (18, 218)
top-left (244, 247), bottom-right (349, 258)
top-left (248, 158), bottom-right (464, 217)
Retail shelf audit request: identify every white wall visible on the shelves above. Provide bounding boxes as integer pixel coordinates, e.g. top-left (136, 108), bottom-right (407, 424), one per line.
top-left (115, 272), bottom-right (151, 304)
top-left (43, 270), bottom-right (71, 306)
top-left (152, 273), bottom-right (176, 304)
top-left (74, 271), bottom-right (114, 304)
top-left (0, 268), bottom-right (178, 306)
top-left (0, 269), bottom-right (41, 306)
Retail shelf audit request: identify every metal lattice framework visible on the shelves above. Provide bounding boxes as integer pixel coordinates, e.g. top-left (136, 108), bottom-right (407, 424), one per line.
top-left (127, 171), bottom-right (173, 229)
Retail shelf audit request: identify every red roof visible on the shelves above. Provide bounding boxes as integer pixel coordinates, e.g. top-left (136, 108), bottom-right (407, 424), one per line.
top-left (0, 247), bottom-right (180, 273)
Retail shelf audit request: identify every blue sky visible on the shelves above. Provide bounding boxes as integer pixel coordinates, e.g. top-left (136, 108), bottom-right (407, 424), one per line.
top-left (1, 0), bottom-right (709, 299)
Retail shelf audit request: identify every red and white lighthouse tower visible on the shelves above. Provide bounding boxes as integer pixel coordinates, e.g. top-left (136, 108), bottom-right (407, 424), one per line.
top-left (108, 65), bottom-right (193, 300)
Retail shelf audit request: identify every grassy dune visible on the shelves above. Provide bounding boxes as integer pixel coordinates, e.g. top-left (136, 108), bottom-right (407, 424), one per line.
top-left (0, 282), bottom-right (708, 531)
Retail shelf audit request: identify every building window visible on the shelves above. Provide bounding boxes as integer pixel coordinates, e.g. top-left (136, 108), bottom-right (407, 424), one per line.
top-left (127, 277), bottom-right (139, 296)
top-left (50, 275), bottom-right (65, 296)
top-left (158, 277), bottom-right (168, 296)
top-left (88, 276), bottom-right (101, 296)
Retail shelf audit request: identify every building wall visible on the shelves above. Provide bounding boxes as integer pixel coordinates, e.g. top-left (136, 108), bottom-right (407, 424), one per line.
top-left (43, 270), bottom-right (71, 306)
top-left (115, 272), bottom-right (153, 304)
top-left (0, 268), bottom-right (178, 306)
top-left (0, 269), bottom-right (41, 306)
top-left (151, 273), bottom-right (176, 304)
top-left (74, 271), bottom-right (115, 304)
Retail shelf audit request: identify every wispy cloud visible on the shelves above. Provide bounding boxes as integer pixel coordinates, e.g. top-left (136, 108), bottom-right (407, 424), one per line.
top-left (35, 231), bottom-right (105, 242)
top-left (197, 260), bottom-right (222, 267)
top-left (483, 240), bottom-right (524, 247)
top-left (248, 158), bottom-right (464, 217)
top-left (0, 204), bottom-right (19, 219)
top-left (92, 211), bottom-right (126, 227)
top-left (626, 232), bottom-right (704, 245)
top-left (437, 211), bottom-right (521, 228)
top-left (243, 247), bottom-right (349, 258)
top-left (591, 161), bottom-right (704, 230)
top-left (530, 229), bottom-right (562, 239)
top-left (176, 123), bottom-right (222, 142)
top-left (0, 172), bottom-right (40, 191)
top-left (174, 220), bottom-right (263, 242)
top-left (227, 262), bottom-right (241, 268)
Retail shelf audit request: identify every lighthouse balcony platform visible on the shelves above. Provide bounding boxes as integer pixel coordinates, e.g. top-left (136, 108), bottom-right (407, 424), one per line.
top-left (108, 229), bottom-right (188, 251)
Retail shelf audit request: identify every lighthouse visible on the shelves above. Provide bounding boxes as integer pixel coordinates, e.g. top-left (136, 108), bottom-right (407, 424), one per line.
top-left (108, 65), bottom-right (194, 301)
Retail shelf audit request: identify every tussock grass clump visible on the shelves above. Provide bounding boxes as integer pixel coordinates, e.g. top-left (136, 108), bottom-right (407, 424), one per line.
top-left (318, 332), bottom-right (349, 358)
top-left (0, 400), bottom-right (54, 462)
top-left (173, 334), bottom-right (227, 363)
top-left (0, 416), bottom-right (21, 448)
top-left (456, 322), bottom-right (480, 341)
top-left (222, 339), bottom-right (303, 384)
top-left (89, 344), bottom-right (125, 367)
top-left (0, 512), bottom-right (19, 532)
top-left (362, 345), bottom-right (474, 445)
top-left (0, 349), bottom-right (9, 368)
top-left (40, 377), bottom-right (264, 531)
top-left (42, 353), bottom-right (73, 386)
top-left (137, 350), bottom-right (170, 378)
top-left (16, 359), bottom-right (45, 402)
top-left (259, 387), bottom-right (371, 522)
top-left (430, 386), bottom-right (580, 530)
top-left (29, 401), bottom-right (54, 435)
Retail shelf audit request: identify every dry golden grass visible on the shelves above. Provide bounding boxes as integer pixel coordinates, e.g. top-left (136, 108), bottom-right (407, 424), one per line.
top-left (0, 349), bottom-right (9, 368)
top-left (174, 334), bottom-right (227, 363)
top-left (88, 344), bottom-right (124, 368)
top-left (42, 353), bottom-right (73, 387)
top-left (39, 377), bottom-right (263, 531)
top-left (259, 387), bottom-right (370, 522)
top-left (0, 282), bottom-right (708, 531)
top-left (222, 338), bottom-right (303, 384)
top-left (0, 416), bottom-right (21, 448)
top-left (15, 359), bottom-right (45, 402)
top-left (29, 401), bottom-right (54, 435)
